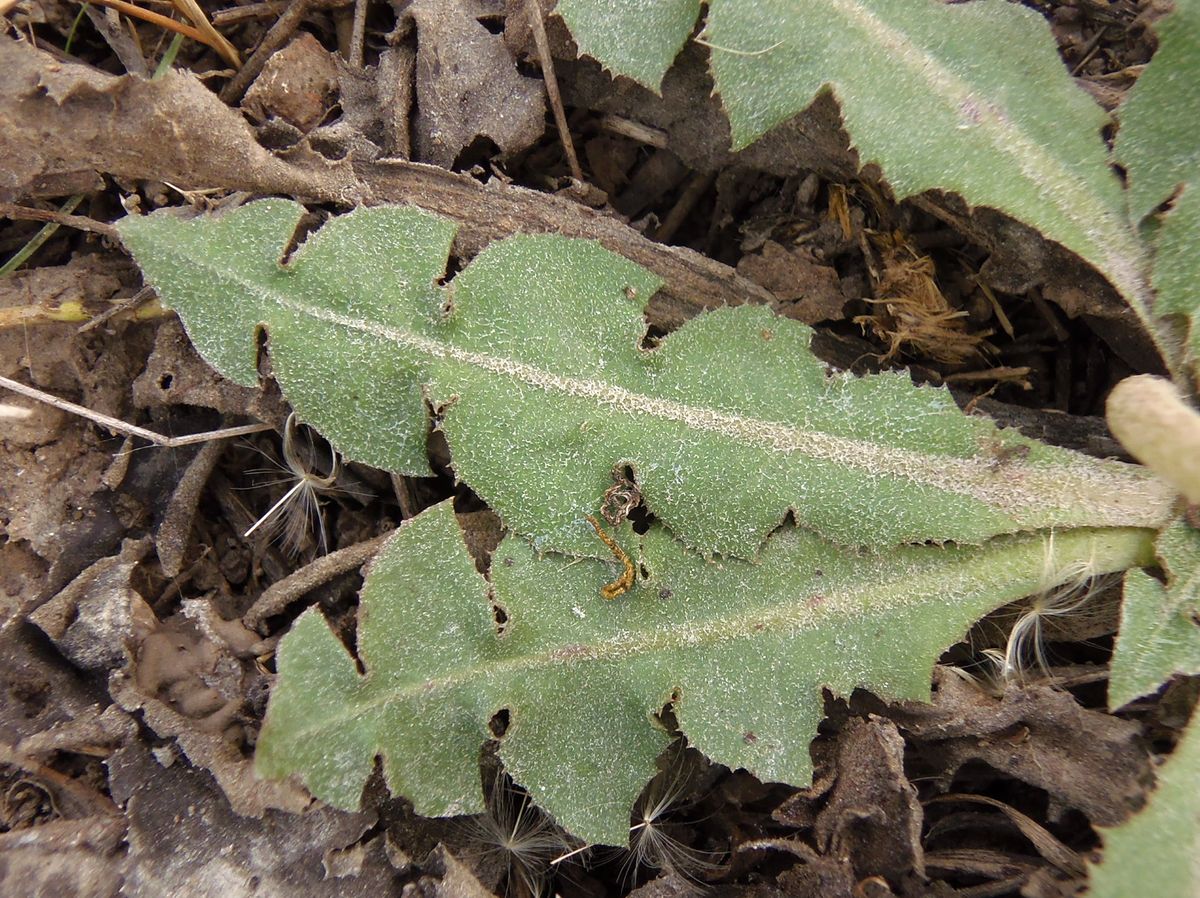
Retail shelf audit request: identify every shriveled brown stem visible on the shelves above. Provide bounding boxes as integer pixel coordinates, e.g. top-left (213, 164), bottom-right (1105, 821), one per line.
top-left (243, 532), bottom-right (392, 631)
top-left (2, 38), bottom-right (777, 331)
top-left (0, 202), bottom-right (119, 240)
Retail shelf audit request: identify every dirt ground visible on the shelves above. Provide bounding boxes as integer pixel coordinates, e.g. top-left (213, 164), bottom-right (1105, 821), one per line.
top-left (0, 1), bottom-right (1191, 896)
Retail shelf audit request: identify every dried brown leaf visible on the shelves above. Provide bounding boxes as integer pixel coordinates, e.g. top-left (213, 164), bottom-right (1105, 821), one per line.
top-left (814, 716), bottom-right (925, 885)
top-left (108, 742), bottom-right (387, 897)
top-left (878, 668), bottom-right (1151, 826)
top-left (408, 0), bottom-right (545, 166)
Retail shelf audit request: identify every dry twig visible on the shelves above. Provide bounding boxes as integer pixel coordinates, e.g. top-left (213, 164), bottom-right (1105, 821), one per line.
top-left (0, 374), bottom-right (272, 448)
top-left (219, 0), bottom-right (312, 103)
top-left (525, 0), bottom-right (583, 183)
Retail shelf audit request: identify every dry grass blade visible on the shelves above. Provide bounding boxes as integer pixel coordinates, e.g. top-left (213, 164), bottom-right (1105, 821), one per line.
top-left (77, 0), bottom-right (219, 56)
top-left (927, 794), bottom-right (1084, 876)
top-left (169, 0), bottom-right (241, 66)
top-left (74, 0), bottom-right (240, 67)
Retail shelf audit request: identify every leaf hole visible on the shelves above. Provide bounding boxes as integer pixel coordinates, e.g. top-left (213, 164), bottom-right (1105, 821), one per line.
top-left (488, 709), bottom-right (510, 738)
top-left (436, 255), bottom-right (464, 287)
top-left (629, 507), bottom-right (655, 535)
top-left (639, 324), bottom-right (669, 351)
top-left (490, 599), bottom-right (509, 636)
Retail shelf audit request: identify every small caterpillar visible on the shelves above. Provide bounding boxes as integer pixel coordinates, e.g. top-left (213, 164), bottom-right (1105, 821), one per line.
top-left (586, 514), bottom-right (635, 600)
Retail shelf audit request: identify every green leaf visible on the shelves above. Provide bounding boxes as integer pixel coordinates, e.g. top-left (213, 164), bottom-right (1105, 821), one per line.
top-left (1114, 0), bottom-right (1200, 369)
top-left (1088, 707), bottom-right (1200, 898)
top-left (1115, 0), bottom-right (1200, 224)
top-left (556, 0), bottom-right (701, 91)
top-left (256, 500), bottom-right (1154, 845)
top-left (556, 0), bottom-right (1150, 323)
top-left (116, 201), bottom-right (1173, 559)
top-left (1110, 519), bottom-right (1200, 710)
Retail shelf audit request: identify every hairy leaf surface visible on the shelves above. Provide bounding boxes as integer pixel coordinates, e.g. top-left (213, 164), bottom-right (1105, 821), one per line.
top-left (556, 0), bottom-right (1148, 312)
top-left (1115, 0), bottom-right (1200, 371)
top-left (1089, 706), bottom-right (1200, 898)
top-left (256, 501), bottom-right (1153, 844)
top-left (556, 0), bottom-right (700, 92)
top-left (117, 201), bottom-right (1172, 559)
top-left (1110, 520), bottom-right (1200, 710)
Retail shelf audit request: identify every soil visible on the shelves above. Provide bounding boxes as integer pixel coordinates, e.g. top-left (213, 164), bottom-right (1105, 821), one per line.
top-left (0, 1), bottom-right (1191, 896)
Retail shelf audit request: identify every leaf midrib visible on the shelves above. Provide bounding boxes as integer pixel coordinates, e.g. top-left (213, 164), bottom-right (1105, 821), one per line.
top-left (185, 252), bottom-right (1170, 531)
top-left (288, 528), bottom-right (1147, 739)
top-left (823, 0), bottom-right (1141, 286)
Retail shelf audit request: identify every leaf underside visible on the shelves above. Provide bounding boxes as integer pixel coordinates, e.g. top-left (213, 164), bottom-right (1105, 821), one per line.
top-left (557, 0), bottom-right (1148, 310)
top-left (556, 0), bottom-right (701, 93)
top-left (256, 500), bottom-right (1153, 845)
top-left (117, 201), bottom-right (1171, 560)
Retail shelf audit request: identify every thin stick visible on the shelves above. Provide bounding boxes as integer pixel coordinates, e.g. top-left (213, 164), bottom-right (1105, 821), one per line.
top-left (1070, 25), bottom-right (1107, 76)
top-left (0, 195), bottom-right (84, 277)
top-left (0, 202), bottom-right (119, 241)
top-left (599, 114), bottom-right (668, 149)
top-left (211, 0), bottom-right (285, 25)
top-left (219, 0), bottom-right (312, 103)
top-left (77, 287), bottom-right (161, 333)
top-left (525, 0), bottom-right (583, 183)
top-left (348, 0), bottom-right (365, 67)
top-left (652, 171), bottom-right (713, 244)
top-left (170, 0), bottom-right (241, 66)
top-left (0, 374), bottom-right (273, 447)
top-left (211, 0), bottom-right (348, 24)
